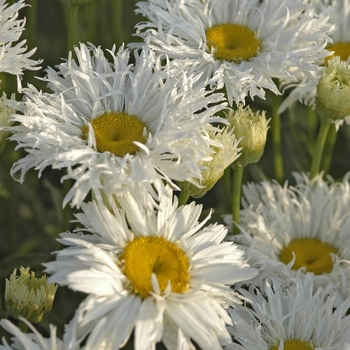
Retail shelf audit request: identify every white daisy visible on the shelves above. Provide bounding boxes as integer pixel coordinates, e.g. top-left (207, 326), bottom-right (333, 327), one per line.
top-left (9, 43), bottom-right (227, 208)
top-left (226, 275), bottom-right (350, 350)
top-left (44, 187), bottom-right (257, 350)
top-left (132, 0), bottom-right (332, 105)
top-left (0, 0), bottom-right (40, 85)
top-left (224, 172), bottom-right (350, 300)
top-left (279, 0), bottom-right (350, 112)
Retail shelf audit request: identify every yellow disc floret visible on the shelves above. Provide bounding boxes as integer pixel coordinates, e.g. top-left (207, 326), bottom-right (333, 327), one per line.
top-left (270, 339), bottom-right (314, 350)
top-left (120, 236), bottom-right (190, 299)
top-left (326, 41), bottom-right (350, 64)
top-left (206, 23), bottom-right (261, 63)
top-left (279, 238), bottom-right (337, 275)
top-left (82, 112), bottom-right (148, 157)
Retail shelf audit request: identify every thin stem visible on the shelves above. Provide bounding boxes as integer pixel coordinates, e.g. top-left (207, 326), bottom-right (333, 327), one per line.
top-left (306, 105), bottom-right (318, 154)
top-left (67, 4), bottom-right (79, 53)
top-left (309, 115), bottom-right (331, 179)
top-left (178, 190), bottom-right (190, 206)
top-left (271, 94), bottom-right (284, 183)
top-left (27, 0), bottom-right (38, 53)
top-left (222, 166), bottom-right (232, 213)
top-left (320, 123), bottom-right (337, 176)
top-left (112, 0), bottom-right (124, 46)
top-left (232, 165), bottom-right (244, 235)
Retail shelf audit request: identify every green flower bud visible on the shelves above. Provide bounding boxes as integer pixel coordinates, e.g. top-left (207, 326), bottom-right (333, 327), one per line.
top-left (316, 56), bottom-right (350, 123)
top-left (226, 105), bottom-right (269, 167)
top-left (5, 267), bottom-right (58, 323)
top-left (179, 127), bottom-right (240, 198)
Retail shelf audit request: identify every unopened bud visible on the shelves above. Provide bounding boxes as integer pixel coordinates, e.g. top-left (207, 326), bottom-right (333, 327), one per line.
top-left (226, 105), bottom-right (269, 167)
top-left (179, 127), bottom-right (240, 198)
top-left (5, 267), bottom-right (58, 323)
top-left (316, 56), bottom-right (350, 123)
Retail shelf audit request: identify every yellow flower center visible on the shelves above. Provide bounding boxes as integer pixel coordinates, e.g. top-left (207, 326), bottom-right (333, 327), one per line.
top-left (326, 42), bottom-right (350, 64)
top-left (270, 339), bottom-right (314, 350)
top-left (82, 112), bottom-right (148, 157)
top-left (206, 23), bottom-right (261, 63)
top-left (279, 238), bottom-right (337, 275)
top-left (120, 236), bottom-right (190, 299)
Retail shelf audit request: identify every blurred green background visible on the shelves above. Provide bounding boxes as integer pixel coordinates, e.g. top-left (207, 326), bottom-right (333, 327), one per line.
top-left (0, 0), bottom-right (350, 345)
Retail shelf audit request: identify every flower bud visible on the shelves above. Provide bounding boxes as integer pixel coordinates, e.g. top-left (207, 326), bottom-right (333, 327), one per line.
top-left (179, 127), bottom-right (240, 198)
top-left (226, 105), bottom-right (269, 167)
top-left (316, 56), bottom-right (350, 123)
top-left (5, 267), bottom-right (58, 323)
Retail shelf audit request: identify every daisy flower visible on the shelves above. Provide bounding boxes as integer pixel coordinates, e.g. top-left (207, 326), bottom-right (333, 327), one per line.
top-left (0, 0), bottom-right (40, 86)
top-left (226, 275), bottom-right (350, 350)
top-left (132, 0), bottom-right (332, 105)
top-left (44, 187), bottom-right (257, 350)
top-left (225, 172), bottom-right (350, 300)
top-left (9, 43), bottom-right (227, 208)
top-left (279, 0), bottom-right (350, 112)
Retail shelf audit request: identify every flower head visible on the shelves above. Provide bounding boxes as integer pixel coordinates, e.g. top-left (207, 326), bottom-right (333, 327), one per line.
top-left (9, 43), bottom-right (226, 208)
top-left (44, 188), bottom-right (257, 350)
top-left (226, 275), bottom-right (350, 350)
top-left (224, 172), bottom-right (350, 300)
top-left (133, 0), bottom-right (332, 105)
top-left (278, 0), bottom-right (350, 112)
top-left (4, 267), bottom-right (58, 323)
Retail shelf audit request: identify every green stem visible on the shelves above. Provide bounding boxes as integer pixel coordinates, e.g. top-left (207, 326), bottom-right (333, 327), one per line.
top-left (27, 0), bottom-right (37, 53)
top-left (222, 166), bottom-right (232, 213)
top-left (306, 105), bottom-right (318, 154)
top-left (232, 165), bottom-right (244, 235)
top-left (320, 123), bottom-right (337, 176)
top-left (271, 94), bottom-right (284, 183)
top-left (18, 320), bottom-right (28, 333)
top-left (112, 0), bottom-right (124, 46)
top-left (178, 190), bottom-right (190, 206)
top-left (67, 4), bottom-right (79, 53)
top-left (309, 115), bottom-right (331, 179)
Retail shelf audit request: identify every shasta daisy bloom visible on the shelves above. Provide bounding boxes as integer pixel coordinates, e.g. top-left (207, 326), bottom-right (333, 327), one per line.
top-left (133, 0), bottom-right (332, 105)
top-left (225, 172), bottom-right (350, 300)
top-left (44, 188), bottom-right (257, 350)
top-left (0, 0), bottom-right (40, 86)
top-left (226, 275), bottom-right (350, 350)
top-left (311, 0), bottom-right (350, 63)
top-left (9, 43), bottom-right (227, 208)
top-left (279, 0), bottom-right (350, 112)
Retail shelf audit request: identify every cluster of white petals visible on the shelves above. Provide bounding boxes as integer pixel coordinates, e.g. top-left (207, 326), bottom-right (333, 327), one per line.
top-left (133, 0), bottom-right (333, 105)
top-left (225, 172), bottom-right (350, 301)
top-left (9, 43), bottom-right (227, 208)
top-left (226, 275), bottom-right (350, 350)
top-left (44, 188), bottom-right (257, 350)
